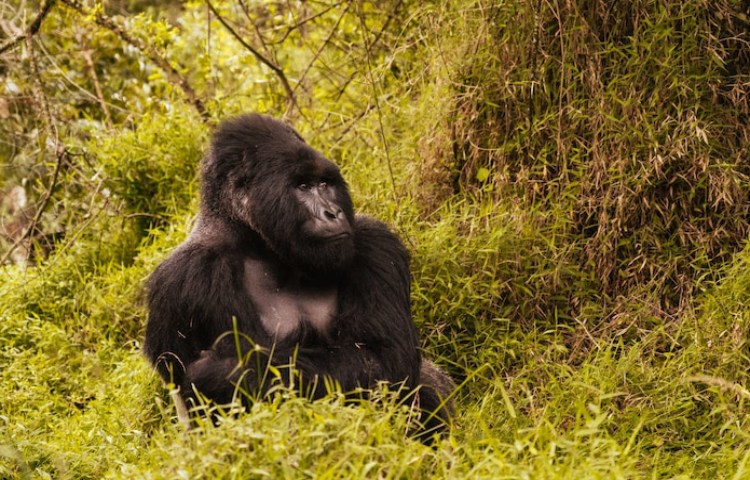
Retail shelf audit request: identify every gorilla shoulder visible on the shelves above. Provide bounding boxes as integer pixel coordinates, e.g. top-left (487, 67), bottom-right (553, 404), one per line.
top-left (352, 215), bottom-right (410, 270)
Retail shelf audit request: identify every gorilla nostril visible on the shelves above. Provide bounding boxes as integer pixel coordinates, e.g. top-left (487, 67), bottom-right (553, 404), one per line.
top-left (324, 205), bottom-right (342, 221)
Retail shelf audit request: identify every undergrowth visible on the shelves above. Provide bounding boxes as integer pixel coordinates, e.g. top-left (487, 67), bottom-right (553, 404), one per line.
top-left (1, 0), bottom-right (749, 478)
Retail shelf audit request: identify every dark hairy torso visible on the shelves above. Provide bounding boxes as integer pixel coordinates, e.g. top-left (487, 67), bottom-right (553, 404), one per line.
top-left (145, 214), bottom-right (419, 390)
top-left (243, 257), bottom-right (338, 340)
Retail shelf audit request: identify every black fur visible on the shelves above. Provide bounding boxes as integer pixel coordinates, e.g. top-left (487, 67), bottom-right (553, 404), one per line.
top-left (144, 114), bottom-right (453, 441)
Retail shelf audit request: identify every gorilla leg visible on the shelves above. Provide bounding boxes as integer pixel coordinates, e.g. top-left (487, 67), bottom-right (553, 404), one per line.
top-left (414, 359), bottom-right (455, 442)
top-left (181, 349), bottom-right (456, 443)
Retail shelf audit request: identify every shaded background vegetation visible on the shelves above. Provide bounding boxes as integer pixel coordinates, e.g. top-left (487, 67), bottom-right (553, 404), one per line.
top-left (1, 0), bottom-right (749, 478)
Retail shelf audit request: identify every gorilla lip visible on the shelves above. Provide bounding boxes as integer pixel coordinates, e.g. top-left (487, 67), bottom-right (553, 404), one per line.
top-left (324, 232), bottom-right (352, 241)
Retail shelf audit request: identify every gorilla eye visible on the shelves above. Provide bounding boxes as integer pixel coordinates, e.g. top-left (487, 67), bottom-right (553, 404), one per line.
top-left (297, 183), bottom-right (310, 191)
top-left (319, 181), bottom-right (328, 190)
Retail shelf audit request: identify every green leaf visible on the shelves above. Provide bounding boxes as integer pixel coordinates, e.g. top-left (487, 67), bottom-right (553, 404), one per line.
top-left (476, 167), bottom-right (490, 182)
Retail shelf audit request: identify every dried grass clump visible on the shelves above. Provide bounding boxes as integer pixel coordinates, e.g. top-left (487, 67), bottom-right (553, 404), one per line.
top-left (423, 0), bottom-right (750, 312)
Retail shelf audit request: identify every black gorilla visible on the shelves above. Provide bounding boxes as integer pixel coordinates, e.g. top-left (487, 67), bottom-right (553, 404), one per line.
top-left (144, 114), bottom-right (453, 440)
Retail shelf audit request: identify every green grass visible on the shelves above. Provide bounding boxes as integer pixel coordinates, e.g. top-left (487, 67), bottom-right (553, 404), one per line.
top-left (2, 0), bottom-right (750, 478)
top-left (2, 206), bottom-right (748, 479)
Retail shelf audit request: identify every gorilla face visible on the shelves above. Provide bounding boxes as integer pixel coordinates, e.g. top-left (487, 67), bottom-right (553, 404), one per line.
top-left (202, 114), bottom-right (356, 276)
top-left (250, 145), bottom-right (356, 276)
top-left (294, 177), bottom-right (352, 241)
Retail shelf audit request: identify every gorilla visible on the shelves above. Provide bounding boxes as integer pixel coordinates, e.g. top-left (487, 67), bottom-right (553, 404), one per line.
top-left (144, 114), bottom-right (453, 441)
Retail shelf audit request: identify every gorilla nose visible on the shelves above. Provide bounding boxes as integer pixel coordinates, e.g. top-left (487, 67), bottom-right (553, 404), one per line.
top-left (323, 205), bottom-right (342, 221)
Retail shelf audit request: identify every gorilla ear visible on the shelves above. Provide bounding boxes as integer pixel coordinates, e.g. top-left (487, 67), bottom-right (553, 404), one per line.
top-left (225, 179), bottom-right (255, 226)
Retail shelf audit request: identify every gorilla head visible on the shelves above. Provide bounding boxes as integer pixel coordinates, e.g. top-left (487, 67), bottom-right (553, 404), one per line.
top-left (200, 114), bottom-right (356, 276)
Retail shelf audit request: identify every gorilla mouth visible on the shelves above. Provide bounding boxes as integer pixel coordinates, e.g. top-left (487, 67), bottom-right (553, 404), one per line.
top-left (324, 232), bottom-right (352, 241)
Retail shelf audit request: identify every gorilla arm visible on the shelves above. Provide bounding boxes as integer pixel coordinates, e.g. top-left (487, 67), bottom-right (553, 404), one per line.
top-left (144, 244), bottom-right (270, 388)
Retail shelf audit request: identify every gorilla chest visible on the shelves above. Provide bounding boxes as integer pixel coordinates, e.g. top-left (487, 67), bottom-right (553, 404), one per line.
top-left (243, 258), bottom-right (338, 339)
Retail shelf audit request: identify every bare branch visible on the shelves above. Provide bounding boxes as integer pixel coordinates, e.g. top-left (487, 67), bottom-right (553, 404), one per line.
top-left (0, 0), bottom-right (56, 55)
top-left (36, 38), bottom-right (135, 118)
top-left (205, 0), bottom-right (298, 115)
top-left (59, 0), bottom-right (209, 121)
top-left (317, 0), bottom-right (404, 132)
top-left (1, 33), bottom-right (65, 266)
top-left (355, 0), bottom-right (404, 200)
top-left (78, 28), bottom-right (113, 127)
top-left (272, 1), bottom-right (343, 45)
top-left (293, 2), bottom-right (351, 96)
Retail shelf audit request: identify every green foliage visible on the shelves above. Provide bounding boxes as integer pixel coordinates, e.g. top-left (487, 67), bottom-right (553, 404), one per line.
top-left (1, 0), bottom-right (749, 478)
top-left (420, 0), bottom-right (750, 311)
top-left (94, 107), bottom-right (204, 228)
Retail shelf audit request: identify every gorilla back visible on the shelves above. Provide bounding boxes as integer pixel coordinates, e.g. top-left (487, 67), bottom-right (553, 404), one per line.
top-left (144, 114), bottom-right (453, 441)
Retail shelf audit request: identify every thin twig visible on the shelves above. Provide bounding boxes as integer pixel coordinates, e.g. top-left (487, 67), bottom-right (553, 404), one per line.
top-left (317, 0), bottom-right (403, 132)
top-left (249, 8), bottom-right (272, 57)
top-left (36, 38), bottom-right (135, 118)
top-left (41, 184), bottom-right (110, 270)
top-left (355, 0), bottom-right (403, 200)
top-left (59, 0), bottom-right (209, 121)
top-left (79, 31), bottom-right (113, 127)
top-left (0, 0), bottom-right (56, 55)
top-left (205, 0), bottom-right (298, 115)
top-left (292, 2), bottom-right (351, 96)
top-left (333, 104), bottom-right (375, 143)
top-left (272, 1), bottom-right (343, 45)
top-left (1, 34), bottom-right (65, 265)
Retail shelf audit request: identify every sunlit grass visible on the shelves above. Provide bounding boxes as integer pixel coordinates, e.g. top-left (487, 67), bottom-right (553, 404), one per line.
top-left (2, 0), bottom-right (750, 478)
top-left (2, 210), bottom-right (748, 478)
